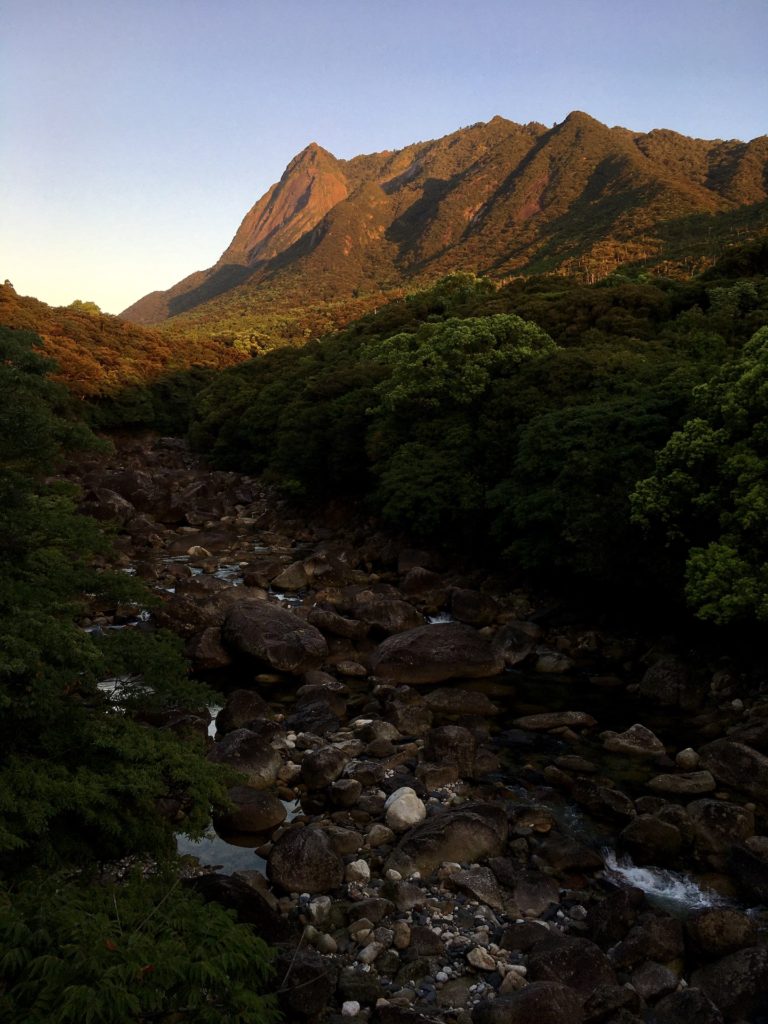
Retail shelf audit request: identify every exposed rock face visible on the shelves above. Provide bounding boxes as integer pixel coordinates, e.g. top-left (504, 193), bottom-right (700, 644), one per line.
top-left (268, 827), bottom-right (344, 893)
top-left (123, 114), bottom-right (768, 332)
top-left (370, 622), bottom-right (504, 685)
top-left (222, 600), bottom-right (328, 674)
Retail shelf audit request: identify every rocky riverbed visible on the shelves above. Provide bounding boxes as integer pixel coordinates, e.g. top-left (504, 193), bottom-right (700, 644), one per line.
top-left (71, 435), bottom-right (768, 1024)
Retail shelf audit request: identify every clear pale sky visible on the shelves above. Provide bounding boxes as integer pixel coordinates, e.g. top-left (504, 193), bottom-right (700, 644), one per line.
top-left (2, 0), bottom-right (766, 314)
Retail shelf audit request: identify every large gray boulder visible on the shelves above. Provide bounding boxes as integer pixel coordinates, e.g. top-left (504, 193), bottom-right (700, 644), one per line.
top-left (370, 622), bottom-right (504, 685)
top-left (223, 600), bottom-right (328, 674)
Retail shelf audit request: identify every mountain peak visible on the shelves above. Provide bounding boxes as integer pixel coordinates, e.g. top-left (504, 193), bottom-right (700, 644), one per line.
top-left (121, 113), bottom-right (768, 325)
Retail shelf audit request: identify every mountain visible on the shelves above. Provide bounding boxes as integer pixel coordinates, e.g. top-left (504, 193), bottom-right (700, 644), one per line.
top-left (121, 112), bottom-right (768, 335)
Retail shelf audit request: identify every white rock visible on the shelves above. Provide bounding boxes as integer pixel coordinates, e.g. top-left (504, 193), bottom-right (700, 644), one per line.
top-left (385, 868), bottom-right (402, 881)
top-left (346, 859), bottom-right (371, 883)
top-left (342, 1000), bottom-right (361, 1017)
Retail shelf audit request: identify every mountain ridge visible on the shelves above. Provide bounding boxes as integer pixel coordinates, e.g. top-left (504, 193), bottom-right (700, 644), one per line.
top-left (121, 112), bottom-right (768, 329)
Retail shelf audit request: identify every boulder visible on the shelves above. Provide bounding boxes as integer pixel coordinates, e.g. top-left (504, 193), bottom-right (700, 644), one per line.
top-left (450, 588), bottom-right (499, 626)
top-left (493, 622), bottom-right (540, 667)
top-left (471, 982), bottom-right (584, 1024)
top-left (386, 802), bottom-right (508, 877)
top-left (385, 787), bottom-right (427, 832)
top-left (691, 946), bottom-right (768, 1020)
top-left (423, 687), bottom-right (499, 719)
top-left (609, 913), bottom-right (683, 970)
top-left (602, 724), bottom-right (665, 758)
top-left (423, 725), bottom-right (477, 776)
top-left (213, 785), bottom-right (286, 834)
top-left (639, 656), bottom-right (698, 708)
top-left (527, 936), bottom-right (616, 997)
top-left (353, 597), bottom-right (425, 635)
top-left (272, 561), bottom-right (309, 591)
top-left (223, 600), bottom-right (328, 674)
top-left (686, 907), bottom-right (758, 958)
top-left (307, 605), bottom-right (367, 640)
top-left (445, 866), bottom-right (517, 914)
top-left (268, 826), bottom-right (344, 894)
top-left (370, 623), bottom-right (504, 685)
top-left (189, 626), bottom-right (232, 671)
top-left (653, 988), bottom-right (724, 1024)
top-left (509, 870), bottom-right (561, 916)
top-left (207, 728), bottom-right (282, 789)
top-left (630, 961), bottom-right (679, 1002)
top-left (646, 771), bottom-right (716, 795)
top-left (275, 948), bottom-right (338, 1020)
top-left (301, 745), bottom-right (350, 790)
top-left (698, 738), bottom-right (768, 801)
top-left (687, 799), bottom-right (755, 862)
top-left (187, 872), bottom-right (293, 943)
top-left (588, 888), bottom-right (644, 948)
top-left (619, 815), bottom-right (682, 865)
top-left (513, 711), bottom-right (596, 731)
top-left (215, 689), bottom-right (271, 734)
top-left (728, 838), bottom-right (768, 903)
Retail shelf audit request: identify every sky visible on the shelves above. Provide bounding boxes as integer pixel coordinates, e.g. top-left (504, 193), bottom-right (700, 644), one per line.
top-left (2, 0), bottom-right (767, 314)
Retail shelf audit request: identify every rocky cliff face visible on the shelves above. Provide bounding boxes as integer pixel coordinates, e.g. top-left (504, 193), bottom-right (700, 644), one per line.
top-left (121, 112), bottom-right (768, 325)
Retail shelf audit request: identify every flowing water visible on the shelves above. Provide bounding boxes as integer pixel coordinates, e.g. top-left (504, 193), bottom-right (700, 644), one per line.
top-left (602, 848), bottom-right (729, 912)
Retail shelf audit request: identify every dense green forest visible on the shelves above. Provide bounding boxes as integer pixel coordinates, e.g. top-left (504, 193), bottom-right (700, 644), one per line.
top-left (188, 239), bottom-right (768, 625)
top-left (0, 326), bottom-right (277, 1022)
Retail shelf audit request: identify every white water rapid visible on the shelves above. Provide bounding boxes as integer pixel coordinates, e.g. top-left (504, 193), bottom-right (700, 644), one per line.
top-left (602, 849), bottom-right (728, 912)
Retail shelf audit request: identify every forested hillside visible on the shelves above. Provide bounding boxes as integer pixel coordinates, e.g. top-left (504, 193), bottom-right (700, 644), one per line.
top-left (189, 239), bottom-right (768, 625)
top-left (0, 282), bottom-right (247, 427)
